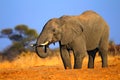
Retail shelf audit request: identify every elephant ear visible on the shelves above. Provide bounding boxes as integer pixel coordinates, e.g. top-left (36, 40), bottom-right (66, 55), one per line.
top-left (61, 18), bottom-right (84, 45)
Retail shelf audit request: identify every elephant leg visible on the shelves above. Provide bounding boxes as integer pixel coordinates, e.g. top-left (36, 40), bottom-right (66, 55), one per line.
top-left (73, 50), bottom-right (87, 69)
top-left (60, 45), bottom-right (72, 69)
top-left (99, 48), bottom-right (108, 67)
top-left (99, 32), bottom-right (109, 67)
top-left (87, 48), bottom-right (98, 68)
top-left (72, 37), bottom-right (87, 69)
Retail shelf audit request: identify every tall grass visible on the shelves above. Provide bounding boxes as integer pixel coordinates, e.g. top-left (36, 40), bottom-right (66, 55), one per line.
top-left (0, 52), bottom-right (63, 69)
top-left (0, 51), bottom-right (118, 70)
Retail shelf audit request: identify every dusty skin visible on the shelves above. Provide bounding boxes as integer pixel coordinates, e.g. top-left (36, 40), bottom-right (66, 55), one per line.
top-left (0, 52), bottom-right (120, 80)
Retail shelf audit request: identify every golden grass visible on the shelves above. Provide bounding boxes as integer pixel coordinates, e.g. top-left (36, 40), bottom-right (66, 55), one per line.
top-left (0, 52), bottom-right (118, 70)
top-left (0, 52), bottom-right (63, 69)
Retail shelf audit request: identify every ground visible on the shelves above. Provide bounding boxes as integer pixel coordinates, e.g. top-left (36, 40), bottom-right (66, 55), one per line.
top-left (0, 52), bottom-right (120, 80)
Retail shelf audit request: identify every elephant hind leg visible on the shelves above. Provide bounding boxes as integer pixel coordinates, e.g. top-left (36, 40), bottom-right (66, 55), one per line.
top-left (99, 48), bottom-right (108, 67)
top-left (99, 30), bottom-right (109, 67)
top-left (87, 48), bottom-right (98, 68)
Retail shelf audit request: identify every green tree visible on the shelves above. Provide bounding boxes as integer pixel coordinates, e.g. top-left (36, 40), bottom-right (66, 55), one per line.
top-left (0, 24), bottom-right (38, 60)
top-left (1, 28), bottom-right (13, 38)
top-left (1, 28), bottom-right (13, 35)
top-left (15, 24), bottom-right (28, 34)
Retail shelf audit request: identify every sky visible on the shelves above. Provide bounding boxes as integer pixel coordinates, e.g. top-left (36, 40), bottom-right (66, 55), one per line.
top-left (0, 0), bottom-right (120, 51)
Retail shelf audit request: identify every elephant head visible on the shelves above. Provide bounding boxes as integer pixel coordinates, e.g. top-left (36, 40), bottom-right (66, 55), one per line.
top-left (35, 16), bottom-right (83, 58)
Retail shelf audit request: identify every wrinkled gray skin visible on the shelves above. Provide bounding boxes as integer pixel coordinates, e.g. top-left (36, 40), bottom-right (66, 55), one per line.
top-left (35, 10), bottom-right (109, 69)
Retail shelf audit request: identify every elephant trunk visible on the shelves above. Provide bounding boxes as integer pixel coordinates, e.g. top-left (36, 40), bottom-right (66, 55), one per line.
top-left (35, 32), bottom-right (51, 58)
top-left (35, 45), bottom-right (48, 58)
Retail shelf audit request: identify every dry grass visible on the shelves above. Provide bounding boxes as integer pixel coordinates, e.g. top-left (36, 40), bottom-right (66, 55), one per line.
top-left (0, 52), bottom-right (63, 69)
top-left (0, 52), bottom-right (118, 70)
top-left (0, 52), bottom-right (120, 80)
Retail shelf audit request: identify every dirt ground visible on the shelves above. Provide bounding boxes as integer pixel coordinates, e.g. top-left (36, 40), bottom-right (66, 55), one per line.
top-left (0, 53), bottom-right (120, 80)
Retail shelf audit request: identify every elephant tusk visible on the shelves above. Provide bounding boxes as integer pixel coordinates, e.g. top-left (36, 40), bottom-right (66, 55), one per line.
top-left (40, 41), bottom-right (49, 46)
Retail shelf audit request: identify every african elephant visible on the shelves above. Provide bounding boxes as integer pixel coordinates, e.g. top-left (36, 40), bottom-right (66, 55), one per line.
top-left (33, 10), bottom-right (109, 69)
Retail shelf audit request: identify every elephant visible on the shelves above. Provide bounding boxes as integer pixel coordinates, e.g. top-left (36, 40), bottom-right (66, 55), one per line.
top-left (33, 10), bottom-right (109, 69)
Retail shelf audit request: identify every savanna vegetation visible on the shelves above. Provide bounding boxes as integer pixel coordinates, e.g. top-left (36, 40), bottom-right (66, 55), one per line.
top-left (0, 24), bottom-right (38, 61)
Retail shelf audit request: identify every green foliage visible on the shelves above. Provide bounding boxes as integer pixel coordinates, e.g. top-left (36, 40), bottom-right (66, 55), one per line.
top-left (10, 42), bottom-right (25, 52)
top-left (1, 24), bottom-right (38, 43)
top-left (14, 24), bottom-right (38, 42)
top-left (0, 24), bottom-right (38, 61)
top-left (9, 34), bottom-right (23, 41)
top-left (15, 24), bottom-right (28, 34)
top-left (26, 29), bottom-right (38, 38)
top-left (1, 28), bottom-right (13, 35)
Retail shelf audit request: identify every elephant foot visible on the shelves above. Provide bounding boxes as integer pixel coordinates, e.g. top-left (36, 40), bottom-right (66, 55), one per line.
top-left (65, 67), bottom-right (72, 69)
top-left (102, 64), bottom-right (108, 68)
top-left (74, 64), bottom-right (82, 69)
top-left (88, 64), bottom-right (94, 69)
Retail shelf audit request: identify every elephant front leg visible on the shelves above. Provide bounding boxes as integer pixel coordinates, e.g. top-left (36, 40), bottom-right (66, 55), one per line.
top-left (60, 46), bottom-right (72, 69)
top-left (72, 37), bottom-right (87, 69)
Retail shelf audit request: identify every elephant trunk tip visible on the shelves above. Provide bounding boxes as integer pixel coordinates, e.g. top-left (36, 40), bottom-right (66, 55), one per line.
top-left (30, 44), bottom-right (37, 47)
top-left (35, 46), bottom-right (48, 58)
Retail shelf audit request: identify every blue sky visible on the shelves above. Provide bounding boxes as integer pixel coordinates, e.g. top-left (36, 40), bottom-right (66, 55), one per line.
top-left (0, 0), bottom-right (120, 51)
